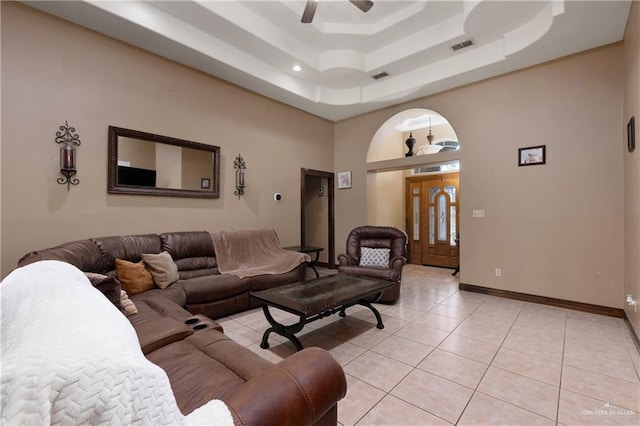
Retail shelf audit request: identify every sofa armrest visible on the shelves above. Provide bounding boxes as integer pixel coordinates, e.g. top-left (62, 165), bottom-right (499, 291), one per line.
top-left (134, 317), bottom-right (194, 355)
top-left (337, 253), bottom-right (357, 267)
top-left (223, 347), bottom-right (346, 426)
top-left (390, 256), bottom-right (407, 272)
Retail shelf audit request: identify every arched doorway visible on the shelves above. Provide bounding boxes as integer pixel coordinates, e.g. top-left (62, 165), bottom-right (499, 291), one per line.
top-left (366, 108), bottom-right (461, 269)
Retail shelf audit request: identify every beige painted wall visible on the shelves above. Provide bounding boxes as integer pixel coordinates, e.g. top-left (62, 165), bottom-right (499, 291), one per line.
top-left (623, 1), bottom-right (640, 334)
top-left (336, 44), bottom-right (625, 309)
top-left (0, 3), bottom-right (333, 277)
top-left (365, 121), bottom-right (404, 227)
top-left (304, 176), bottom-right (329, 264)
top-left (366, 171), bottom-right (404, 229)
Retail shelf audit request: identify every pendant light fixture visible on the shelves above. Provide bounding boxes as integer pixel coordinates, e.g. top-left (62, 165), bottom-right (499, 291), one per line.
top-left (427, 116), bottom-right (434, 144)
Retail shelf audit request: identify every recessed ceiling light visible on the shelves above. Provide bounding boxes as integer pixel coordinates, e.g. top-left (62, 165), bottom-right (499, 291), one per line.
top-left (292, 65), bottom-right (302, 72)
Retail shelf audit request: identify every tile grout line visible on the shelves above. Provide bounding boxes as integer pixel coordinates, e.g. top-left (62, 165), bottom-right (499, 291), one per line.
top-left (555, 310), bottom-right (568, 425)
top-left (349, 274), bottom-right (473, 425)
top-left (372, 287), bottom-right (468, 425)
top-left (451, 297), bottom-right (531, 425)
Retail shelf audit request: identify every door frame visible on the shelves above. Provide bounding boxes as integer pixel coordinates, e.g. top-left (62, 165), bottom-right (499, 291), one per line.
top-left (300, 168), bottom-right (335, 268)
top-left (406, 172), bottom-right (460, 267)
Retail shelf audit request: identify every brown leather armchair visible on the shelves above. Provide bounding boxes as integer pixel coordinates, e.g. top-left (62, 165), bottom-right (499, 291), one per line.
top-left (337, 226), bottom-right (408, 303)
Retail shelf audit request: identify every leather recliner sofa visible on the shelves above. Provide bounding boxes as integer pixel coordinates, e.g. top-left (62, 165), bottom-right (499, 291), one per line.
top-left (337, 225), bottom-right (408, 303)
top-left (18, 230), bottom-right (305, 319)
top-left (17, 231), bottom-right (346, 425)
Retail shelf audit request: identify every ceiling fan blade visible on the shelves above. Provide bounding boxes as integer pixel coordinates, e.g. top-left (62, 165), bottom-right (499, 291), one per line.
top-left (349, 0), bottom-right (374, 13)
top-left (301, 0), bottom-right (318, 23)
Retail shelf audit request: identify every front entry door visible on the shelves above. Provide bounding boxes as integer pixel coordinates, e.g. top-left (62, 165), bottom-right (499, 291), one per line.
top-left (406, 173), bottom-right (459, 268)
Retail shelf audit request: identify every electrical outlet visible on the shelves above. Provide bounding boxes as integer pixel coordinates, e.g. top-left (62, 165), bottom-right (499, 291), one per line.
top-left (473, 210), bottom-right (485, 218)
top-left (495, 268), bottom-right (501, 277)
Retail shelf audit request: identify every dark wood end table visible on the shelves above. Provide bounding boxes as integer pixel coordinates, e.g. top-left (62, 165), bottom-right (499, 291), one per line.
top-left (251, 274), bottom-right (393, 351)
top-left (283, 245), bottom-right (324, 278)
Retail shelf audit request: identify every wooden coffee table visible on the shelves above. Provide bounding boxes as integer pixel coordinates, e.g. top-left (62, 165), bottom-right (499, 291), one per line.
top-left (251, 274), bottom-right (393, 351)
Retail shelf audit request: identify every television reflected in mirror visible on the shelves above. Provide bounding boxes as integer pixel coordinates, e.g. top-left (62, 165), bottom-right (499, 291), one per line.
top-left (108, 126), bottom-right (220, 198)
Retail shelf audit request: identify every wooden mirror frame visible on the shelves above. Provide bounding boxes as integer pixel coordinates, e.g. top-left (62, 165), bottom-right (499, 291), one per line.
top-left (108, 126), bottom-right (220, 198)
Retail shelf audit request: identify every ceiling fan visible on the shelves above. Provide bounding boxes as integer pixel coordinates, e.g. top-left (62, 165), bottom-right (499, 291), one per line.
top-left (301, 0), bottom-right (374, 24)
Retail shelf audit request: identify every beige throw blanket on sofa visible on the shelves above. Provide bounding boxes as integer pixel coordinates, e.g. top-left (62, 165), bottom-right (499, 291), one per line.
top-left (210, 229), bottom-right (310, 279)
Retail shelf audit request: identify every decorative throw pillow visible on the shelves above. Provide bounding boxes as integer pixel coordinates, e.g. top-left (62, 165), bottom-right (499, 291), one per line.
top-left (84, 272), bottom-right (122, 309)
top-left (115, 258), bottom-right (154, 294)
top-left (359, 247), bottom-right (391, 268)
top-left (120, 290), bottom-right (138, 316)
top-left (141, 252), bottom-right (179, 289)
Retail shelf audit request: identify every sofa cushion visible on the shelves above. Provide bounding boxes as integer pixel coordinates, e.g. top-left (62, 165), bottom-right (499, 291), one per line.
top-left (115, 259), bottom-right (154, 294)
top-left (129, 285), bottom-right (187, 311)
top-left (174, 257), bottom-right (218, 279)
top-left (129, 292), bottom-right (190, 323)
top-left (249, 267), bottom-right (301, 291)
top-left (359, 247), bottom-right (390, 267)
top-left (186, 293), bottom-right (249, 320)
top-left (160, 231), bottom-right (215, 259)
top-left (136, 317), bottom-right (194, 355)
top-left (18, 239), bottom-right (104, 272)
top-left (141, 252), bottom-right (179, 289)
top-left (180, 274), bottom-right (250, 304)
top-left (146, 328), bottom-right (273, 415)
top-left (93, 234), bottom-right (162, 273)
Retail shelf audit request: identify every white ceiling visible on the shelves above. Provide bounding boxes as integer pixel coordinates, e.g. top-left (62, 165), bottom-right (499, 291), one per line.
top-left (24, 0), bottom-right (631, 121)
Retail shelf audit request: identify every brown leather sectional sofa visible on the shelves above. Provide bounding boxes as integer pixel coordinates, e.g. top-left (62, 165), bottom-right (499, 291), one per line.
top-left (18, 231), bottom-right (347, 425)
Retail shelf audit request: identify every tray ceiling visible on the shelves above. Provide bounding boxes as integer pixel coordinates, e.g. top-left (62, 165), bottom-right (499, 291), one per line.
top-left (24, 0), bottom-right (632, 121)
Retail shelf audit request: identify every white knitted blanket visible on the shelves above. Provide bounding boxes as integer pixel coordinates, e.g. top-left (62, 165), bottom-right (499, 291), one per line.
top-left (0, 260), bottom-right (232, 425)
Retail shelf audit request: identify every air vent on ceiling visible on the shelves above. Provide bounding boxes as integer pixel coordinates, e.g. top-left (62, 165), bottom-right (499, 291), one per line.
top-left (451, 39), bottom-right (474, 52)
top-left (372, 71), bottom-right (389, 80)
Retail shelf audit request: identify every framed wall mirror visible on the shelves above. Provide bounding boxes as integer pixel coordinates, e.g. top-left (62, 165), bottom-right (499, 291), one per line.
top-left (108, 126), bottom-right (220, 198)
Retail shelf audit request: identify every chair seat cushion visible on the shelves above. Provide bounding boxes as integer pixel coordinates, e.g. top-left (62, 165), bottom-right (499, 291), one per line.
top-left (338, 265), bottom-right (400, 283)
top-left (180, 274), bottom-right (250, 304)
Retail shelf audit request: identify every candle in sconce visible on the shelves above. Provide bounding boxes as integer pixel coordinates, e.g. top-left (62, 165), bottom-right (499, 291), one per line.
top-left (61, 145), bottom-right (76, 170)
top-left (238, 169), bottom-right (245, 186)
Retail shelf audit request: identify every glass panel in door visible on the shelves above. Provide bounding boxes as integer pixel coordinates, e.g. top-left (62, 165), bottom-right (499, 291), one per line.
top-left (437, 194), bottom-right (447, 241)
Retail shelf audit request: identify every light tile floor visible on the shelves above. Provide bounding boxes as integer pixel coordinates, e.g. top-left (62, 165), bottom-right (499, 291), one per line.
top-left (219, 265), bottom-right (640, 425)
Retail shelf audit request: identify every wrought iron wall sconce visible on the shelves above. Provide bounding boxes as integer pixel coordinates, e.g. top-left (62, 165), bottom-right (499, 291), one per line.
top-left (234, 154), bottom-right (246, 198)
top-left (55, 121), bottom-right (81, 190)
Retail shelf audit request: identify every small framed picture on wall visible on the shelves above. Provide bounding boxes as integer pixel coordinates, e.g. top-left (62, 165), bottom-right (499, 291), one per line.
top-left (628, 116), bottom-right (635, 153)
top-left (518, 145), bottom-right (546, 166)
top-left (337, 171), bottom-right (352, 189)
